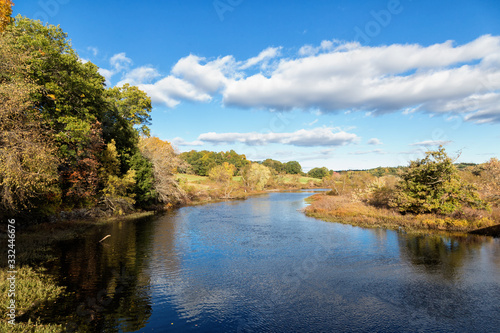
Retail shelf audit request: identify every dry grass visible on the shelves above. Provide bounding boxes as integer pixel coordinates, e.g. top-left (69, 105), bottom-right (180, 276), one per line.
top-left (177, 172), bottom-right (321, 205)
top-left (0, 267), bottom-right (65, 332)
top-left (304, 194), bottom-right (498, 232)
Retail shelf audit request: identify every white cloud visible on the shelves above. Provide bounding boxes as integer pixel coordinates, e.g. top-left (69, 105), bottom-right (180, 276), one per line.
top-left (172, 54), bottom-right (235, 93)
top-left (349, 149), bottom-right (385, 155)
top-left (171, 137), bottom-right (205, 147)
top-left (99, 52), bottom-right (133, 85)
top-left (110, 52), bottom-right (132, 72)
top-left (306, 119), bottom-right (319, 126)
top-left (118, 66), bottom-right (161, 86)
top-left (223, 35), bottom-right (500, 123)
top-left (197, 127), bottom-right (359, 147)
top-left (367, 138), bottom-right (383, 145)
top-left (137, 76), bottom-right (212, 108)
top-left (98, 68), bottom-right (115, 84)
top-left (297, 39), bottom-right (346, 56)
top-left (87, 46), bottom-right (99, 57)
top-left (409, 140), bottom-right (452, 147)
top-left (239, 47), bottom-right (281, 70)
top-left (98, 36), bottom-right (500, 123)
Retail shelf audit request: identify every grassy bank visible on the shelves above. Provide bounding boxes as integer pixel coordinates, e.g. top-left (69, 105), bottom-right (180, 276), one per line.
top-left (304, 194), bottom-right (499, 234)
top-left (176, 173), bottom-right (321, 205)
top-left (0, 267), bottom-right (65, 332)
top-left (0, 211), bottom-right (154, 331)
top-left (0, 178), bottom-right (319, 331)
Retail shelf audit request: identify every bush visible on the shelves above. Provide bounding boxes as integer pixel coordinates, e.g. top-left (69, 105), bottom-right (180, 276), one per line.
top-left (366, 176), bottom-right (399, 208)
top-left (391, 147), bottom-right (488, 215)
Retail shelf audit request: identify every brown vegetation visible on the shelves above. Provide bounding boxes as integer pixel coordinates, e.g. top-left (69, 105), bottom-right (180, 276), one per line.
top-left (306, 153), bottom-right (499, 234)
top-left (304, 194), bottom-right (496, 232)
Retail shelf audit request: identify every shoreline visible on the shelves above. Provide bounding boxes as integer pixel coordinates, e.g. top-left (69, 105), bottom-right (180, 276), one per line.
top-left (303, 193), bottom-right (500, 237)
top-left (2, 188), bottom-right (497, 330)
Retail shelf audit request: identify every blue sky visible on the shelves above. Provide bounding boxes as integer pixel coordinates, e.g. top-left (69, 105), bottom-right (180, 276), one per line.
top-left (14, 0), bottom-right (500, 171)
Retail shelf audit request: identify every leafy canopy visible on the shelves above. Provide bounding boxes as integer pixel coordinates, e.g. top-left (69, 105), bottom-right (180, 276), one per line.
top-left (391, 147), bottom-right (487, 215)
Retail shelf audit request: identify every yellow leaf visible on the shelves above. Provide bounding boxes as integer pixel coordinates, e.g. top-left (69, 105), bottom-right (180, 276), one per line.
top-left (47, 94), bottom-right (56, 100)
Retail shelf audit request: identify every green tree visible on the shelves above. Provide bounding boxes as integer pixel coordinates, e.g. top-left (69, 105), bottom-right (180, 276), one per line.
top-left (284, 161), bottom-right (302, 174)
top-left (262, 159), bottom-right (284, 173)
top-left (2, 16), bottom-right (154, 212)
top-left (129, 151), bottom-right (156, 206)
top-left (308, 167), bottom-right (330, 179)
top-left (391, 147), bottom-right (487, 215)
top-left (221, 150), bottom-right (249, 173)
top-left (103, 84), bottom-right (152, 174)
top-left (180, 150), bottom-right (249, 176)
top-left (0, 32), bottom-right (60, 213)
top-left (105, 83), bottom-right (152, 137)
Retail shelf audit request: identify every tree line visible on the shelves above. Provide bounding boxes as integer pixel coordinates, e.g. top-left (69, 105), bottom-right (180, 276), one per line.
top-left (0, 15), bottom-right (185, 219)
top-left (2, 11), bottom-right (497, 225)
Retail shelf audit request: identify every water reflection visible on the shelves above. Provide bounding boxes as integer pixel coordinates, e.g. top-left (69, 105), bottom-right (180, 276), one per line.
top-left (39, 192), bottom-right (500, 332)
top-left (46, 215), bottom-right (156, 332)
top-left (398, 233), bottom-right (484, 279)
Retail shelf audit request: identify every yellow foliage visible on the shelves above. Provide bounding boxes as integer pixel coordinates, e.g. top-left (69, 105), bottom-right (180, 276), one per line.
top-left (139, 136), bottom-right (187, 204)
top-left (0, 0), bottom-right (13, 32)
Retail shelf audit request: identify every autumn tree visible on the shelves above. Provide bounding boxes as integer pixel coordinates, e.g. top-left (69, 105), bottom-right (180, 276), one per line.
top-left (241, 163), bottom-right (272, 191)
top-left (99, 140), bottom-right (137, 214)
top-left (138, 137), bottom-right (186, 206)
top-left (391, 147), bottom-right (487, 215)
top-left (209, 162), bottom-right (235, 184)
top-left (2, 16), bottom-right (154, 214)
top-left (471, 158), bottom-right (500, 206)
top-left (208, 162), bottom-right (237, 198)
top-left (0, 31), bottom-right (59, 213)
top-left (0, 0), bottom-right (13, 32)
top-left (2, 17), bottom-right (109, 207)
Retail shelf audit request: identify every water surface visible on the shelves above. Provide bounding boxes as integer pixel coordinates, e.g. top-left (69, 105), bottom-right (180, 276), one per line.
top-left (47, 191), bottom-right (500, 332)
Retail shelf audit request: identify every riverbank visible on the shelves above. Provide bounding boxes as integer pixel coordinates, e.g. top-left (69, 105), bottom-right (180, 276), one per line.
top-left (0, 211), bottom-right (155, 331)
top-left (304, 194), bottom-right (500, 236)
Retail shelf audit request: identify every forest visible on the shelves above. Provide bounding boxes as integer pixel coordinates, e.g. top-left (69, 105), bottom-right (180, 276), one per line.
top-left (1, 10), bottom-right (499, 232)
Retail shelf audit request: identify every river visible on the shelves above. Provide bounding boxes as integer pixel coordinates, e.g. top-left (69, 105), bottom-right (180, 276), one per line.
top-left (43, 191), bottom-right (500, 332)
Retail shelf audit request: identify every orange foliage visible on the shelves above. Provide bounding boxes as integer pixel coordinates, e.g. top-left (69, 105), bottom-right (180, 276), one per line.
top-left (0, 0), bottom-right (13, 32)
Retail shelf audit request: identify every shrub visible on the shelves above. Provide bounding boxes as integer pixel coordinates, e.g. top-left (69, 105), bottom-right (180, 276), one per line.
top-left (391, 147), bottom-right (488, 215)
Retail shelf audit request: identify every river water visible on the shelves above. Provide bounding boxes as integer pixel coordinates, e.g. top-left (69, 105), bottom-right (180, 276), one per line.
top-left (45, 191), bottom-right (500, 332)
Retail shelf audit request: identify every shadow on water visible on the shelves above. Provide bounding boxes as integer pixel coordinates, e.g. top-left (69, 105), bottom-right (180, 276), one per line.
top-left (398, 233), bottom-right (484, 279)
top-left (37, 214), bottom-right (157, 332)
top-left (28, 192), bottom-right (500, 332)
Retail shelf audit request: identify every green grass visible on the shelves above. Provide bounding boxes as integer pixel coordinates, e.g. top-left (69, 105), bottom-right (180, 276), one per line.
top-left (176, 173), bottom-right (207, 182)
top-left (300, 176), bottom-right (322, 184)
top-left (0, 267), bottom-right (65, 332)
